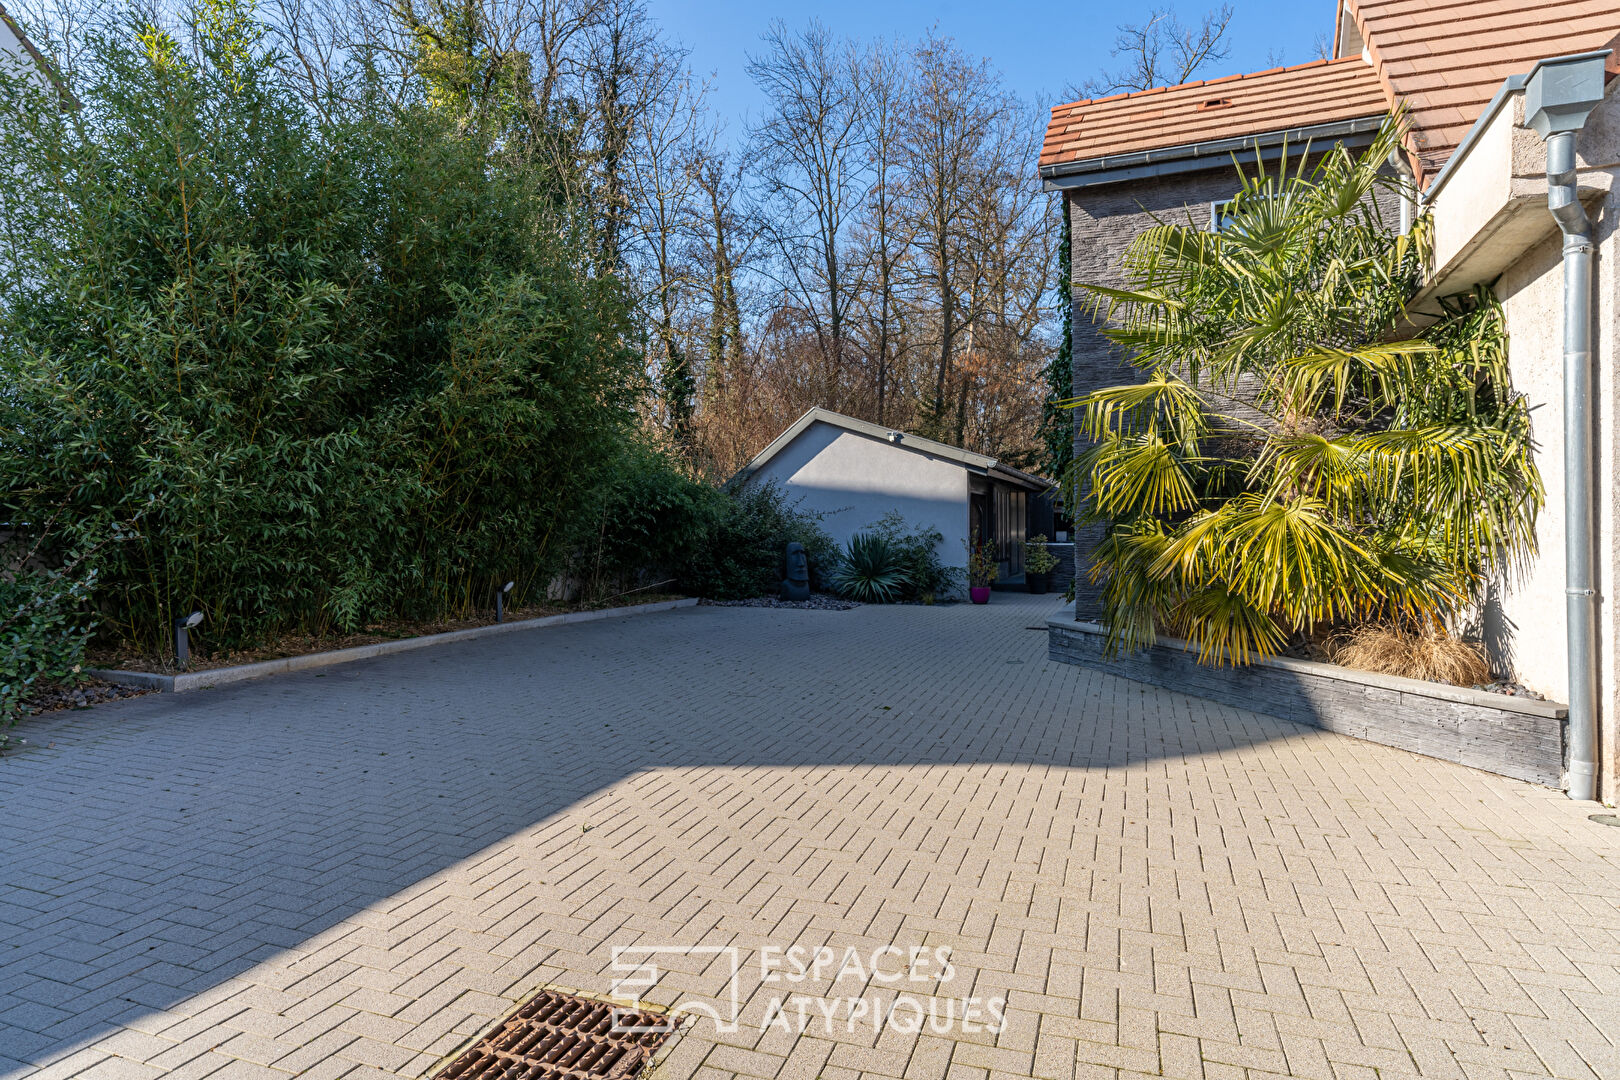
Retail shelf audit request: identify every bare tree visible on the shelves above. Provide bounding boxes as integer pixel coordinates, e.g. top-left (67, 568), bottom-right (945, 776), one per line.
top-left (901, 32), bottom-right (1023, 445)
top-left (1068, 4), bottom-right (1234, 99)
top-left (620, 48), bottom-right (709, 439)
top-left (581, 0), bottom-right (674, 271)
top-left (691, 149), bottom-right (748, 407)
top-left (849, 37), bottom-right (912, 425)
top-left (745, 20), bottom-right (868, 411)
top-left (952, 125), bottom-right (1055, 457)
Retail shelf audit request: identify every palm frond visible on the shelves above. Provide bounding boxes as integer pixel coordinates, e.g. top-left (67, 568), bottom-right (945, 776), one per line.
top-left (1169, 584), bottom-right (1288, 665)
top-left (1081, 433), bottom-right (1202, 520)
top-left (1059, 111), bottom-right (1539, 671)
top-left (1071, 371), bottom-right (1207, 448)
top-left (1278, 340), bottom-right (1438, 414)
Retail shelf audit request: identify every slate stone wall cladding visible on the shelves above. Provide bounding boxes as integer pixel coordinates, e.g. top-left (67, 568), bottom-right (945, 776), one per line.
top-left (1048, 615), bottom-right (1568, 788)
top-left (1049, 543), bottom-right (1077, 595)
top-left (1063, 158), bottom-right (1404, 618)
top-left (1065, 166), bottom-right (1258, 617)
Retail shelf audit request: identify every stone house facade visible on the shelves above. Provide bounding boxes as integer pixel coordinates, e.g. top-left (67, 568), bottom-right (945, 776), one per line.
top-left (1060, 159), bottom-right (1396, 614)
top-left (1040, 0), bottom-right (1620, 800)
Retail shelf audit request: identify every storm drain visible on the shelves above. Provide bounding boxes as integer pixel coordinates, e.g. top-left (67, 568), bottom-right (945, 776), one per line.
top-left (433, 989), bottom-right (677, 1080)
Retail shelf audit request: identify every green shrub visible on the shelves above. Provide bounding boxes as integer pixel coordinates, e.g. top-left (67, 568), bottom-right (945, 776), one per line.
top-left (864, 511), bottom-right (963, 601)
top-left (577, 442), bottom-right (723, 596)
top-left (1024, 535), bottom-right (1059, 575)
top-left (0, 9), bottom-right (639, 651)
top-left (829, 534), bottom-right (911, 603)
top-left (1, 557), bottom-right (99, 740)
top-left (680, 482), bottom-right (838, 600)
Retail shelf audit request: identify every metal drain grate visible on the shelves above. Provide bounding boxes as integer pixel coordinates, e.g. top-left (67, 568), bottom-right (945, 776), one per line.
top-left (433, 989), bottom-right (677, 1080)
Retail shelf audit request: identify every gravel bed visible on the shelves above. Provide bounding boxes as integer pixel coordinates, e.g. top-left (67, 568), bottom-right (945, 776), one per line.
top-left (1470, 680), bottom-right (1548, 700)
top-left (24, 679), bottom-right (154, 715)
top-left (5, 679), bottom-right (156, 751)
top-left (699, 595), bottom-right (860, 611)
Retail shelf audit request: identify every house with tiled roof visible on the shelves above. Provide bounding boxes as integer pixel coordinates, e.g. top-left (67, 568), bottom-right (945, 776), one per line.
top-left (0, 3), bottom-right (55, 90)
top-left (1042, 0), bottom-right (1620, 801)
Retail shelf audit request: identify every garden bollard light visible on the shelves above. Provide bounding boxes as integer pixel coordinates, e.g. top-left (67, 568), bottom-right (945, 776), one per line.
top-left (496, 581), bottom-right (514, 623)
top-left (174, 611), bottom-right (203, 671)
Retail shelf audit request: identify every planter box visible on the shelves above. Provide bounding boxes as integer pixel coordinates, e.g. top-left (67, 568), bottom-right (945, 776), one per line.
top-left (92, 597), bottom-right (698, 694)
top-left (1046, 605), bottom-right (1568, 788)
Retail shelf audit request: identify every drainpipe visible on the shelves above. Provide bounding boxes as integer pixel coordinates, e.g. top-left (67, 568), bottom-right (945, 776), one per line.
top-left (1525, 53), bottom-right (1610, 801)
top-left (1387, 149), bottom-right (1416, 235)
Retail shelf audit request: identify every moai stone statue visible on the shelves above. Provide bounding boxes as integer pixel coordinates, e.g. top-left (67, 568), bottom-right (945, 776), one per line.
top-left (780, 542), bottom-right (811, 601)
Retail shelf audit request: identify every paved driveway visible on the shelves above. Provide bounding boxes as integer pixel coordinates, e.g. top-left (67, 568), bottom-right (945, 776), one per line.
top-left (3, 594), bottom-right (1619, 1080)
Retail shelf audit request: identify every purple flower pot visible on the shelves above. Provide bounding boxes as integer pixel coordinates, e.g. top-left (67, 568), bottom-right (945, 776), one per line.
top-left (970, 586), bottom-right (991, 605)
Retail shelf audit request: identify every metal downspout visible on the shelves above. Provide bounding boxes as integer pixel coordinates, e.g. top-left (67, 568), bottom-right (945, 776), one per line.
top-left (1387, 149), bottom-right (1415, 235)
top-left (1548, 131), bottom-right (1599, 802)
top-left (1524, 52), bottom-right (1608, 801)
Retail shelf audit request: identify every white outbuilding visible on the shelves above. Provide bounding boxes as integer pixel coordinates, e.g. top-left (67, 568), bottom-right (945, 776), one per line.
top-left (736, 408), bottom-right (1054, 588)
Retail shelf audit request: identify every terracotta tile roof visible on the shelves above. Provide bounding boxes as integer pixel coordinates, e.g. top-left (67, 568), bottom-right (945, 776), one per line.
top-left (1040, 57), bottom-right (1389, 173)
top-left (1342, 0), bottom-right (1620, 179)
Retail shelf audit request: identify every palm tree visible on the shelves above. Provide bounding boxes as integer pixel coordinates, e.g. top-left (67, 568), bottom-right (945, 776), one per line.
top-left (1064, 117), bottom-right (1542, 664)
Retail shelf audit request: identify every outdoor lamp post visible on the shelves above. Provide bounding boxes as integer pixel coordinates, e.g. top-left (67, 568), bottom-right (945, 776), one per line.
top-left (174, 611), bottom-right (203, 671)
top-left (496, 581), bottom-right (515, 623)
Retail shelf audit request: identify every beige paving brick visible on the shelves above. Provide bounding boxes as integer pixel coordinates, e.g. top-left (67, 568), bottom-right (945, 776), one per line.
top-left (6, 596), bottom-right (1620, 1080)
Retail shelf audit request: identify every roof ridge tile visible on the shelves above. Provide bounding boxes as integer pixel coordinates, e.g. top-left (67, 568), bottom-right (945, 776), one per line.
top-left (1041, 0), bottom-right (1619, 185)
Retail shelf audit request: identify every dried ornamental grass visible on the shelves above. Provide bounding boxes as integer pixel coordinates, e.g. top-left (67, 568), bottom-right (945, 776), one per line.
top-left (1329, 625), bottom-right (1491, 686)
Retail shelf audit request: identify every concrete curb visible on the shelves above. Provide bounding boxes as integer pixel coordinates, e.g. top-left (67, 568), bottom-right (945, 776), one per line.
top-left (90, 597), bottom-right (699, 693)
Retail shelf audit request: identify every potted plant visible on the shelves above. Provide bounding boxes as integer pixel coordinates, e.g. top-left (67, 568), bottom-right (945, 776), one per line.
top-left (1023, 535), bottom-right (1059, 594)
top-left (966, 528), bottom-right (997, 604)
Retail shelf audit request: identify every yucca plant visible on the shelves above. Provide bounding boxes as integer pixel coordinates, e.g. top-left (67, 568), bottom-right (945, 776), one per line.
top-left (830, 533), bottom-right (912, 603)
top-left (1064, 116), bottom-right (1542, 665)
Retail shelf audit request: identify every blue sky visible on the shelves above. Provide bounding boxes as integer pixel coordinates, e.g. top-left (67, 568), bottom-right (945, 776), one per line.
top-left (649, 0), bottom-right (1337, 146)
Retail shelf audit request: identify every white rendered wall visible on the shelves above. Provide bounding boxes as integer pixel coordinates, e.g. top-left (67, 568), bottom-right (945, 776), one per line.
top-left (0, 17), bottom-right (45, 85)
top-left (748, 421), bottom-right (971, 573)
top-left (0, 19), bottom-right (24, 65)
top-left (1494, 229), bottom-right (1573, 700)
top-left (1425, 82), bottom-right (1620, 802)
top-left (1495, 189), bottom-right (1620, 799)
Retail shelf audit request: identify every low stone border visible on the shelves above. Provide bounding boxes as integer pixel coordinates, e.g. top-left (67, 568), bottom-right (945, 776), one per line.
top-left (1046, 605), bottom-right (1568, 788)
top-left (91, 597), bottom-right (699, 694)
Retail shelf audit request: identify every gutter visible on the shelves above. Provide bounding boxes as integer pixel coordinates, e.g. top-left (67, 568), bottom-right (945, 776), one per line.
top-left (1420, 74), bottom-right (1532, 205)
top-left (1040, 115), bottom-right (1385, 191)
top-left (1422, 51), bottom-right (1611, 205)
top-left (989, 463), bottom-right (1057, 493)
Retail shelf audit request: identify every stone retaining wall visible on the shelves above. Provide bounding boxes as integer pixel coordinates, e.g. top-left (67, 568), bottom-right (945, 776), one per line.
top-left (1047, 608), bottom-right (1568, 788)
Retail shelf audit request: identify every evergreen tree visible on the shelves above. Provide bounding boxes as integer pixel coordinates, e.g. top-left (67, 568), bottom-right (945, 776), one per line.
top-left (1039, 199), bottom-right (1075, 478)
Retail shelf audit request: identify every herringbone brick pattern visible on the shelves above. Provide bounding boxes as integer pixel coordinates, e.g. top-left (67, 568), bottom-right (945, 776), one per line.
top-left (3, 595), bottom-right (1619, 1080)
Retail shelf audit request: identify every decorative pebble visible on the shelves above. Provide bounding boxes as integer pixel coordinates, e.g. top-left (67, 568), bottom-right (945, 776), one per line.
top-left (1470, 680), bottom-right (1547, 701)
top-left (22, 680), bottom-right (153, 716)
top-left (700, 595), bottom-right (860, 611)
